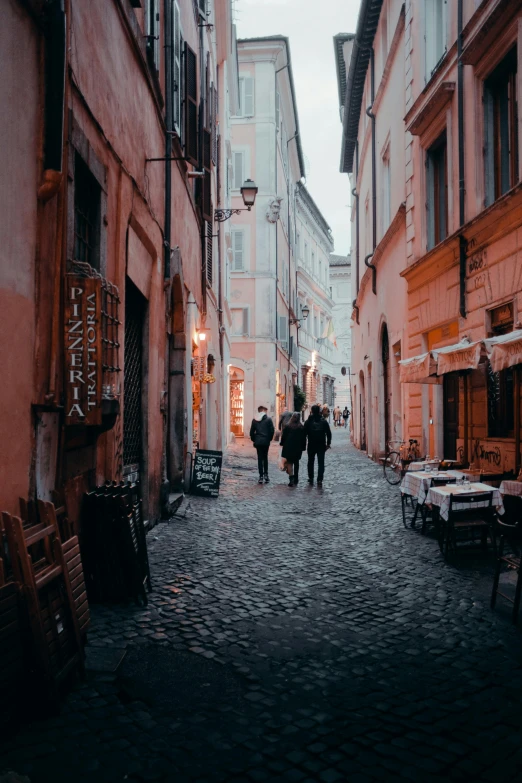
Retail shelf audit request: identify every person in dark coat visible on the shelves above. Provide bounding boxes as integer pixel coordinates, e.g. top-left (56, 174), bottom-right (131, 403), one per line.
top-left (304, 403), bottom-right (332, 486)
top-left (250, 405), bottom-right (275, 483)
top-left (280, 413), bottom-right (306, 487)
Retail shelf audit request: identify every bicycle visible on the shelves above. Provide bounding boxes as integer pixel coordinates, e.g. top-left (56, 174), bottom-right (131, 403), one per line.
top-left (383, 438), bottom-right (421, 485)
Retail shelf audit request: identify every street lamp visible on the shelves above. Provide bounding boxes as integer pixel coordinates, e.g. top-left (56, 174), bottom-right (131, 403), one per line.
top-left (289, 304), bottom-right (309, 328)
top-left (214, 179), bottom-right (259, 222)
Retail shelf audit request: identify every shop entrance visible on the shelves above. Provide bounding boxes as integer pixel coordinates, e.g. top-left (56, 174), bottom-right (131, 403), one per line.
top-left (123, 279), bottom-right (146, 484)
top-left (443, 372), bottom-right (459, 460)
top-left (230, 368), bottom-right (245, 437)
top-left (382, 324), bottom-right (392, 448)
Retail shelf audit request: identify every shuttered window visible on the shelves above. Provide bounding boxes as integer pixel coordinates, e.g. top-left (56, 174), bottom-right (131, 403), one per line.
top-left (211, 84), bottom-right (218, 166)
top-left (426, 131), bottom-right (447, 250)
top-left (232, 150), bottom-right (244, 189)
top-left (184, 42), bottom-right (198, 166)
top-left (231, 229), bottom-right (245, 271)
top-left (237, 77), bottom-right (255, 117)
top-left (425, 0), bottom-right (447, 80)
top-left (484, 46), bottom-right (518, 207)
top-left (231, 308), bottom-right (249, 336)
top-left (146, 0), bottom-right (160, 73)
top-left (172, 1), bottom-right (182, 134)
top-left (279, 316), bottom-right (288, 351)
top-left (205, 221), bottom-right (213, 287)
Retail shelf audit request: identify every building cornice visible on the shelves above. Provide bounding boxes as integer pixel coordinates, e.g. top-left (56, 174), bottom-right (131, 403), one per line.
top-left (401, 181), bottom-right (522, 290)
top-left (461, 0), bottom-right (522, 66)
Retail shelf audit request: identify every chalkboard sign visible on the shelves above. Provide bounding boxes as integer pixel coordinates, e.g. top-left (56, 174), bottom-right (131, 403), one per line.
top-left (191, 449), bottom-right (223, 498)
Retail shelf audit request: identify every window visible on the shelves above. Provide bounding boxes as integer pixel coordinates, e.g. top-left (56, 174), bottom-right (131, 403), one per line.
top-left (304, 241), bottom-right (309, 267)
top-left (171, 1), bottom-right (182, 134)
top-left (426, 132), bottom-right (447, 250)
top-left (236, 77), bottom-right (255, 117)
top-left (425, 0), bottom-right (447, 79)
top-left (231, 229), bottom-right (245, 271)
top-left (74, 154), bottom-right (101, 268)
top-left (184, 41), bottom-right (198, 166)
top-left (484, 46), bottom-right (519, 206)
top-left (279, 315), bottom-right (288, 351)
top-left (145, 0), bottom-right (160, 73)
top-left (231, 308), bottom-right (249, 336)
top-left (381, 145), bottom-right (391, 235)
top-left (232, 150), bottom-right (245, 189)
top-left (296, 231), bottom-right (301, 259)
top-left (487, 303), bottom-right (515, 438)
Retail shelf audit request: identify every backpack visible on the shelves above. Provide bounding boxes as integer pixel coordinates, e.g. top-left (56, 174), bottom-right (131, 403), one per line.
top-left (308, 418), bottom-right (325, 438)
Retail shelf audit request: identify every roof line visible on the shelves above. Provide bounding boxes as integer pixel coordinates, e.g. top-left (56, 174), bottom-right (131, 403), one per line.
top-left (333, 33), bottom-right (355, 110)
top-left (237, 36), bottom-right (306, 179)
top-left (340, 0), bottom-right (384, 174)
top-left (297, 182), bottom-right (332, 239)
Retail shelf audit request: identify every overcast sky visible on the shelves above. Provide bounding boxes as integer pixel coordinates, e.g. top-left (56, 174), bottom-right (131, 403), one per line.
top-left (234, 0), bottom-right (361, 256)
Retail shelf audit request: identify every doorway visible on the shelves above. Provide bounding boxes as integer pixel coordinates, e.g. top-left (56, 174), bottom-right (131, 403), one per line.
top-left (230, 368), bottom-right (245, 437)
top-left (443, 372), bottom-right (459, 460)
top-left (123, 279), bottom-right (146, 484)
top-left (382, 324), bottom-right (392, 449)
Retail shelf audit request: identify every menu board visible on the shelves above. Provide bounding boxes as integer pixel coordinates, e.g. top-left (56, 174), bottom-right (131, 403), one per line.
top-left (191, 449), bottom-right (223, 498)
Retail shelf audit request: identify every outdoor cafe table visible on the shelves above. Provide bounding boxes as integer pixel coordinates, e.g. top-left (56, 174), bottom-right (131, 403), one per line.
top-left (499, 480), bottom-right (522, 498)
top-left (401, 470), bottom-right (481, 507)
top-left (426, 482), bottom-right (505, 521)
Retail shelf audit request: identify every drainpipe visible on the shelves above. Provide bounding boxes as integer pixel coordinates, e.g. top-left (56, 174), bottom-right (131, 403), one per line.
top-left (287, 132), bottom-right (298, 373)
top-left (353, 139), bottom-right (360, 294)
top-left (457, 0), bottom-right (466, 319)
top-left (365, 48), bottom-right (377, 295)
top-left (164, 0), bottom-right (172, 281)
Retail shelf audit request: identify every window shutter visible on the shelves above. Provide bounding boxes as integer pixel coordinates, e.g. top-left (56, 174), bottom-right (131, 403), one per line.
top-left (199, 0), bottom-right (208, 15)
top-left (244, 77), bottom-right (254, 116)
top-left (279, 316), bottom-right (288, 349)
top-left (211, 84), bottom-right (218, 166)
top-left (146, 0), bottom-right (160, 72)
top-left (232, 230), bottom-right (244, 270)
top-left (206, 220), bottom-right (213, 286)
top-left (233, 151), bottom-right (244, 189)
top-left (242, 308), bottom-right (249, 336)
top-left (200, 128), bottom-right (212, 221)
top-left (426, 152), bottom-right (435, 251)
top-left (484, 86), bottom-right (495, 207)
top-left (172, 2), bottom-right (181, 132)
top-left (184, 42), bottom-right (198, 166)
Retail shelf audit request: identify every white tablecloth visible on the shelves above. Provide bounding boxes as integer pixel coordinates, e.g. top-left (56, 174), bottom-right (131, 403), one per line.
top-left (426, 483), bottom-right (504, 521)
top-left (500, 481), bottom-right (522, 497)
top-left (407, 461), bottom-right (440, 472)
top-left (401, 471), bottom-right (460, 506)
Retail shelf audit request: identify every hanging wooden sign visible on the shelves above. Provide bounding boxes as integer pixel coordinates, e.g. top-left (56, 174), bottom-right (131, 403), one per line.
top-left (64, 276), bottom-right (103, 426)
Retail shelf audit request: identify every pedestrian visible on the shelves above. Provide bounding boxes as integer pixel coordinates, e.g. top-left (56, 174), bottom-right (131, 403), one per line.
top-left (333, 405), bottom-right (341, 427)
top-left (278, 406), bottom-right (293, 433)
top-left (322, 404), bottom-right (330, 422)
top-left (304, 403), bottom-right (332, 486)
top-left (280, 412), bottom-right (306, 487)
top-left (250, 404), bottom-right (275, 484)
top-left (342, 406), bottom-right (350, 428)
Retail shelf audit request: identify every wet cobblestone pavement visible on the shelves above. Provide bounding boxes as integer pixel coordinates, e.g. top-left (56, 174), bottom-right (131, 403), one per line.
top-left (3, 431), bottom-right (522, 782)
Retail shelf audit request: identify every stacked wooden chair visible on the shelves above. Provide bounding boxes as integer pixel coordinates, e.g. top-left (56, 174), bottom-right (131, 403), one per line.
top-left (1, 497), bottom-right (89, 707)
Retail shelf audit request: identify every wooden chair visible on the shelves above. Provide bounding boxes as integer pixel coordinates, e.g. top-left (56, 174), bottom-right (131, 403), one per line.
top-left (442, 492), bottom-right (495, 559)
top-left (421, 476), bottom-right (457, 536)
top-left (2, 507), bottom-right (85, 703)
top-left (491, 499), bottom-right (522, 623)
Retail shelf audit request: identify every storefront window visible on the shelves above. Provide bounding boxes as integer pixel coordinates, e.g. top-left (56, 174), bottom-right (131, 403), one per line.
top-left (487, 363), bottom-right (514, 438)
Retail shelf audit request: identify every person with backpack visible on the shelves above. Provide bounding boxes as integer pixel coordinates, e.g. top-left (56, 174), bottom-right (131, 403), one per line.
top-left (304, 404), bottom-right (332, 486)
top-left (280, 413), bottom-right (306, 487)
top-left (278, 407), bottom-right (293, 433)
top-left (342, 407), bottom-right (350, 428)
top-left (250, 404), bottom-right (275, 484)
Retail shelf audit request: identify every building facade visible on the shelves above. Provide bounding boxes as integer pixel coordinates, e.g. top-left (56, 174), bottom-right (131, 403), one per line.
top-left (1, 0), bottom-right (238, 525)
top-left (337, 0), bottom-right (522, 475)
top-left (295, 184), bottom-right (336, 413)
top-left (328, 254), bottom-right (352, 410)
top-left (228, 37), bottom-right (334, 436)
top-left (335, 2), bottom-right (408, 458)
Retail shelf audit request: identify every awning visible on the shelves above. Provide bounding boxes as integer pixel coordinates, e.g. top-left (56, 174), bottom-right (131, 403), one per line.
top-left (434, 339), bottom-right (483, 375)
top-left (484, 329), bottom-right (522, 373)
top-left (399, 352), bottom-right (439, 384)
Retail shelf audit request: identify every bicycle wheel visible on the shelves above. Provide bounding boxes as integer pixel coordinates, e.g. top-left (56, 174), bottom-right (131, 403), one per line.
top-left (383, 451), bottom-right (402, 485)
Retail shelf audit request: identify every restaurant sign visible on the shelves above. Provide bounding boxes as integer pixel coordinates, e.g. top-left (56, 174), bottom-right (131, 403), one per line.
top-left (64, 276), bottom-right (103, 425)
top-left (435, 341), bottom-right (482, 375)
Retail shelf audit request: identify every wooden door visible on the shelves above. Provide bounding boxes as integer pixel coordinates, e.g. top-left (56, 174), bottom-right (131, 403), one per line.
top-left (443, 373), bottom-right (459, 460)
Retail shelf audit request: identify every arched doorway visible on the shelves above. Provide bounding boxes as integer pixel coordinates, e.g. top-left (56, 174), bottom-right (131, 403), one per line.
top-left (230, 367), bottom-right (245, 436)
top-left (359, 371), bottom-right (366, 451)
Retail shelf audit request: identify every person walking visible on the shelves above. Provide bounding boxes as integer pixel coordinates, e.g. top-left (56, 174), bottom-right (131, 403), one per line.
top-left (304, 404), bottom-right (332, 486)
top-left (280, 413), bottom-right (306, 487)
top-left (342, 406), bottom-right (350, 429)
top-left (333, 405), bottom-right (341, 427)
top-left (250, 405), bottom-right (275, 484)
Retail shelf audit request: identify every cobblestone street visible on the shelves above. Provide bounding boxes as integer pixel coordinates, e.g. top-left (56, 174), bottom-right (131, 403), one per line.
top-left (3, 430), bottom-right (522, 782)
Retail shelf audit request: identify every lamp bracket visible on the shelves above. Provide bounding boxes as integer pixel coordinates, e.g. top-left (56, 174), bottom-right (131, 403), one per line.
top-left (214, 207), bottom-right (251, 222)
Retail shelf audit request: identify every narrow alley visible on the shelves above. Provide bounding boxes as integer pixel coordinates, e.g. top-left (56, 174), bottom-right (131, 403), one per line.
top-left (3, 430), bottom-right (522, 783)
